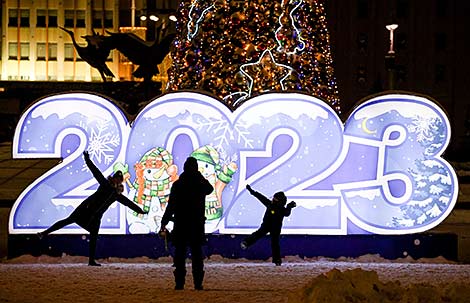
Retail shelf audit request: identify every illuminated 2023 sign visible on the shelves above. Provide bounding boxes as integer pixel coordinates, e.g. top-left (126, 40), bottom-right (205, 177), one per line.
top-left (9, 92), bottom-right (458, 235)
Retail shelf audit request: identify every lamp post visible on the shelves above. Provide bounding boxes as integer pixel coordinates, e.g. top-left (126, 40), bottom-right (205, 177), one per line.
top-left (386, 24), bottom-right (398, 54)
top-left (385, 23), bottom-right (398, 90)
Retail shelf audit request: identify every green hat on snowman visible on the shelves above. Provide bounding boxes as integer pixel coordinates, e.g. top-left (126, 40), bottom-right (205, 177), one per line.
top-left (191, 145), bottom-right (236, 184)
top-left (191, 145), bottom-right (219, 167)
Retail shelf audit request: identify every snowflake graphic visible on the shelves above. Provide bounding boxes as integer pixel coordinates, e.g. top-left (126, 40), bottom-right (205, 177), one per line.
top-left (407, 116), bottom-right (434, 143)
top-left (194, 116), bottom-right (253, 151)
top-left (81, 120), bottom-right (120, 168)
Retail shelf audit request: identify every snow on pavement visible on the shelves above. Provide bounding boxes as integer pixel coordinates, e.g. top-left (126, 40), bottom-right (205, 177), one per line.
top-left (1, 254), bottom-right (469, 303)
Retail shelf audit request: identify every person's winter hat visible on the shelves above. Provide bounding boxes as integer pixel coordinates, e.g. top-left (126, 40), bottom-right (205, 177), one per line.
top-left (113, 170), bottom-right (123, 179)
top-left (273, 192), bottom-right (287, 204)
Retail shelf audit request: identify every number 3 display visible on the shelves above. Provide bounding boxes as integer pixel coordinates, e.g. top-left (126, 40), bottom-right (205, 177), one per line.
top-left (9, 91), bottom-right (458, 235)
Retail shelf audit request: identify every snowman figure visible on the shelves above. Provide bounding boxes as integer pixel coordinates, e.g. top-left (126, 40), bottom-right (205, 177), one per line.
top-left (115, 147), bottom-right (178, 234)
top-left (190, 145), bottom-right (237, 232)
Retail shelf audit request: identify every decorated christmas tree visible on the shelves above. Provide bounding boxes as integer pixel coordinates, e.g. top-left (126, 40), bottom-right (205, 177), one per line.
top-left (167, 0), bottom-right (341, 112)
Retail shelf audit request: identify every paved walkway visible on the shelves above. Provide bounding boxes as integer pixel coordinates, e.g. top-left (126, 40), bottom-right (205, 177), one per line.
top-left (0, 142), bottom-right (57, 204)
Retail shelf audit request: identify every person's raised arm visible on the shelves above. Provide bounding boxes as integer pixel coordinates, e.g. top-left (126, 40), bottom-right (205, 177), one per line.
top-left (83, 151), bottom-right (107, 186)
top-left (116, 194), bottom-right (147, 215)
top-left (246, 184), bottom-right (271, 207)
top-left (284, 201), bottom-right (296, 217)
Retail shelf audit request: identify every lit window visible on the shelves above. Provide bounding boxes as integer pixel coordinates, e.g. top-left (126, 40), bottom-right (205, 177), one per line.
top-left (37, 43), bottom-right (57, 60)
top-left (8, 42), bottom-right (29, 60)
top-left (8, 42), bottom-right (18, 59)
top-left (64, 43), bottom-right (75, 61)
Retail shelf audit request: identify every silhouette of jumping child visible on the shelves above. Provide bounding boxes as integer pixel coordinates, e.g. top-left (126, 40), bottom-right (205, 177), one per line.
top-left (38, 151), bottom-right (147, 266)
top-left (241, 184), bottom-right (296, 266)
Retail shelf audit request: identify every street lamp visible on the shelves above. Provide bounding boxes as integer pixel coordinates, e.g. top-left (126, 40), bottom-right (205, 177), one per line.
top-left (386, 24), bottom-right (399, 54)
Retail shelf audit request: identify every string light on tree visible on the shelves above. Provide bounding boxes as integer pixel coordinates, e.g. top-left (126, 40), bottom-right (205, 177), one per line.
top-left (167, 0), bottom-right (341, 113)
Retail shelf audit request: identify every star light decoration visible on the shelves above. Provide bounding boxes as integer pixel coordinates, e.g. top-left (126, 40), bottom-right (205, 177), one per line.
top-left (239, 49), bottom-right (294, 106)
top-left (167, 0), bottom-right (341, 113)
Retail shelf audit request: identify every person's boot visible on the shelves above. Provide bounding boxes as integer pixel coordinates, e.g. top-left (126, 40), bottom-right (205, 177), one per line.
top-left (174, 269), bottom-right (186, 290)
top-left (193, 270), bottom-right (205, 290)
top-left (88, 259), bottom-right (101, 266)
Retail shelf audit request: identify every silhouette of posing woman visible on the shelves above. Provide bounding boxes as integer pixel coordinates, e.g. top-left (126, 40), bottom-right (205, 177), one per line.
top-left (38, 151), bottom-right (147, 266)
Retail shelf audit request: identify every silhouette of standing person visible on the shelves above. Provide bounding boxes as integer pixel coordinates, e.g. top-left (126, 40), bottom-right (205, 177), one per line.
top-left (38, 151), bottom-right (147, 266)
top-left (240, 184), bottom-right (296, 266)
top-left (160, 157), bottom-right (213, 290)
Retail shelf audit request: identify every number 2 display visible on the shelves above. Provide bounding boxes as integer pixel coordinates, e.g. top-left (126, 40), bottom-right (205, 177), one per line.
top-left (9, 91), bottom-right (458, 235)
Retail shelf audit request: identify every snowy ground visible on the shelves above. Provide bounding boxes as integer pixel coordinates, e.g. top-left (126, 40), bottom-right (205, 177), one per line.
top-left (1, 255), bottom-right (469, 303)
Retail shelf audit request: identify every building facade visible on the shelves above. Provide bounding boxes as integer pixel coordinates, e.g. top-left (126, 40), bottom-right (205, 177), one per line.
top-left (1, 0), bottom-right (121, 81)
top-left (0, 0), bottom-right (176, 82)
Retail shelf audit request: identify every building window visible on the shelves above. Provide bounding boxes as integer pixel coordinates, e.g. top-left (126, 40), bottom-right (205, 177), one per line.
top-left (37, 43), bottom-right (57, 61)
top-left (92, 11), bottom-right (103, 28)
top-left (8, 43), bottom-right (17, 59)
top-left (8, 42), bottom-right (30, 60)
top-left (65, 43), bottom-right (84, 61)
top-left (64, 10), bottom-right (86, 28)
top-left (76, 11), bottom-right (86, 27)
top-left (64, 43), bottom-right (75, 61)
top-left (9, 9), bottom-right (30, 27)
top-left (104, 11), bottom-right (113, 28)
top-left (64, 10), bottom-right (74, 27)
top-left (37, 9), bottom-right (58, 27)
top-left (37, 10), bottom-right (46, 27)
top-left (357, 0), bottom-right (368, 19)
top-left (8, 9), bottom-right (18, 26)
top-left (20, 10), bottom-right (30, 26)
top-left (65, 10), bottom-right (86, 28)
top-left (92, 10), bottom-right (113, 28)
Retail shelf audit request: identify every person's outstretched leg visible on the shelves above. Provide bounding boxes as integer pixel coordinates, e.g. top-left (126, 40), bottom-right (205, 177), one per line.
top-left (173, 243), bottom-right (187, 290)
top-left (191, 243), bottom-right (204, 290)
top-left (88, 230), bottom-right (100, 266)
top-left (38, 217), bottom-right (75, 238)
top-left (241, 225), bottom-right (269, 249)
top-left (270, 229), bottom-right (282, 266)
